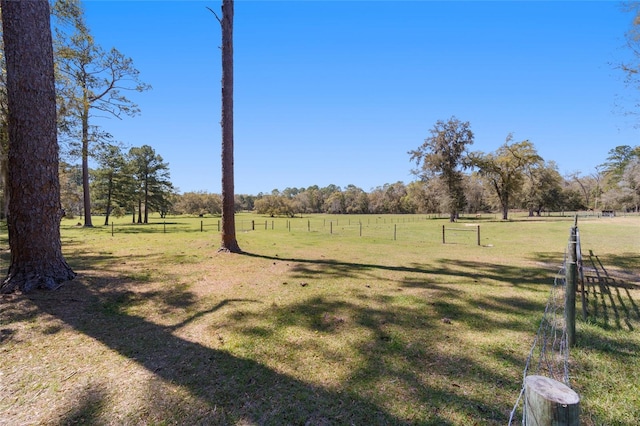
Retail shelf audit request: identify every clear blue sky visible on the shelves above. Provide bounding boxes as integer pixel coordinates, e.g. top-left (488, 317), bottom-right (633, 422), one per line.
top-left (82, 0), bottom-right (639, 195)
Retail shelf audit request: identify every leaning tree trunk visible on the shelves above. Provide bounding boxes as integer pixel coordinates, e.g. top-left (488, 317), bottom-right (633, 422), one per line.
top-left (0, 0), bottom-right (75, 293)
top-left (219, 0), bottom-right (241, 253)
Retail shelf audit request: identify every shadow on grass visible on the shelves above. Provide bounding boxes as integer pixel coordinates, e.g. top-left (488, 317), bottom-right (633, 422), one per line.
top-left (14, 256), bottom-right (534, 424)
top-left (222, 293), bottom-right (524, 423)
top-left (26, 278), bottom-right (450, 425)
top-left (582, 274), bottom-right (640, 332)
top-left (239, 251), bottom-right (549, 337)
top-left (575, 326), bottom-right (640, 357)
top-left (242, 251), bottom-right (554, 291)
top-left (1, 247), bottom-right (555, 424)
top-left (595, 253), bottom-right (640, 278)
top-left (57, 384), bottom-right (108, 425)
top-left (578, 250), bottom-right (640, 331)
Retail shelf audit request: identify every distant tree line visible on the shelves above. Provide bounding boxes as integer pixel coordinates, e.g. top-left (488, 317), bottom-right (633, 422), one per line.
top-left (133, 139), bottom-right (637, 219)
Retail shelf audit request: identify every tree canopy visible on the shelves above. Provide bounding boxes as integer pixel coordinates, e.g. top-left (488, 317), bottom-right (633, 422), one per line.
top-left (409, 117), bottom-right (474, 221)
top-left (469, 136), bottom-right (542, 220)
top-left (128, 145), bottom-right (174, 223)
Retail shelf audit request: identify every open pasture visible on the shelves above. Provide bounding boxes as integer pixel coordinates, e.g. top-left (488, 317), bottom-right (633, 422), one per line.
top-left (1, 213), bottom-right (639, 425)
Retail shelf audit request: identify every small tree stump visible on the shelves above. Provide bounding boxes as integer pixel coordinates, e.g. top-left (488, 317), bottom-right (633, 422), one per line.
top-left (524, 375), bottom-right (580, 425)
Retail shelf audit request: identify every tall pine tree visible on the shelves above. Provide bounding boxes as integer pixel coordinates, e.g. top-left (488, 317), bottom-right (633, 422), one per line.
top-left (1, 0), bottom-right (75, 293)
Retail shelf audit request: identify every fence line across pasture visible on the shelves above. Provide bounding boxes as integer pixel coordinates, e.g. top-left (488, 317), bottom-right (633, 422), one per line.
top-left (67, 210), bottom-right (631, 244)
top-left (52, 210), bottom-right (638, 253)
top-left (98, 215), bottom-right (491, 244)
top-left (53, 209), bottom-right (638, 239)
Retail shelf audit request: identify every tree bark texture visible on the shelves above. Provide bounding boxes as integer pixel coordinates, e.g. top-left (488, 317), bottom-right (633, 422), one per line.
top-left (0, 0), bottom-right (76, 293)
top-left (219, 0), bottom-right (240, 253)
top-left (81, 101), bottom-right (92, 226)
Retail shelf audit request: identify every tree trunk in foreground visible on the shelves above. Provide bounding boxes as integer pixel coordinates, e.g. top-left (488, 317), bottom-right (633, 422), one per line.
top-left (219, 0), bottom-right (241, 253)
top-left (0, 0), bottom-right (76, 293)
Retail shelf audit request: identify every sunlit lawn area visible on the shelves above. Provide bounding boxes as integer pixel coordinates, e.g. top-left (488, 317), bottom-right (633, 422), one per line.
top-left (1, 213), bottom-right (638, 425)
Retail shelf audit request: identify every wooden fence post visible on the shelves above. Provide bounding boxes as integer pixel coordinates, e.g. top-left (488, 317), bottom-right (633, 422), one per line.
top-left (442, 225), bottom-right (445, 244)
top-left (524, 375), bottom-right (580, 425)
top-left (477, 225), bottom-right (480, 246)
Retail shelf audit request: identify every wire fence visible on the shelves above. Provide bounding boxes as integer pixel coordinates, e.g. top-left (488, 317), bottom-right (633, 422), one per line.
top-left (89, 215), bottom-right (497, 248)
top-left (53, 210), bottom-right (639, 241)
top-left (508, 232), bottom-right (576, 425)
top-left (99, 215), bottom-right (458, 241)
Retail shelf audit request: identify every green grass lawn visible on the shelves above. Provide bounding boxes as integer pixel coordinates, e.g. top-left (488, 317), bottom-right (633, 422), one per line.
top-left (1, 213), bottom-right (638, 425)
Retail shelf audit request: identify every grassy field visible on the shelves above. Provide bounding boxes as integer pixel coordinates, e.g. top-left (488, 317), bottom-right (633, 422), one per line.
top-left (1, 213), bottom-right (638, 425)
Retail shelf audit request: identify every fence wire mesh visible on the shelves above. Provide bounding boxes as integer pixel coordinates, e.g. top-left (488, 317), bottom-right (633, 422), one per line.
top-left (508, 246), bottom-right (574, 424)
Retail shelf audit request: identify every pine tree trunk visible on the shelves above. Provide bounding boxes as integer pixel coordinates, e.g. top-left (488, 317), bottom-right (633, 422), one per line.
top-left (219, 0), bottom-right (241, 253)
top-left (81, 102), bottom-right (93, 227)
top-left (0, 123), bottom-right (9, 220)
top-left (0, 0), bottom-right (75, 293)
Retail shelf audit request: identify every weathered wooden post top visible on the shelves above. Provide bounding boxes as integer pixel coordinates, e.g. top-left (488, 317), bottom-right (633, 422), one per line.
top-left (524, 375), bottom-right (580, 426)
